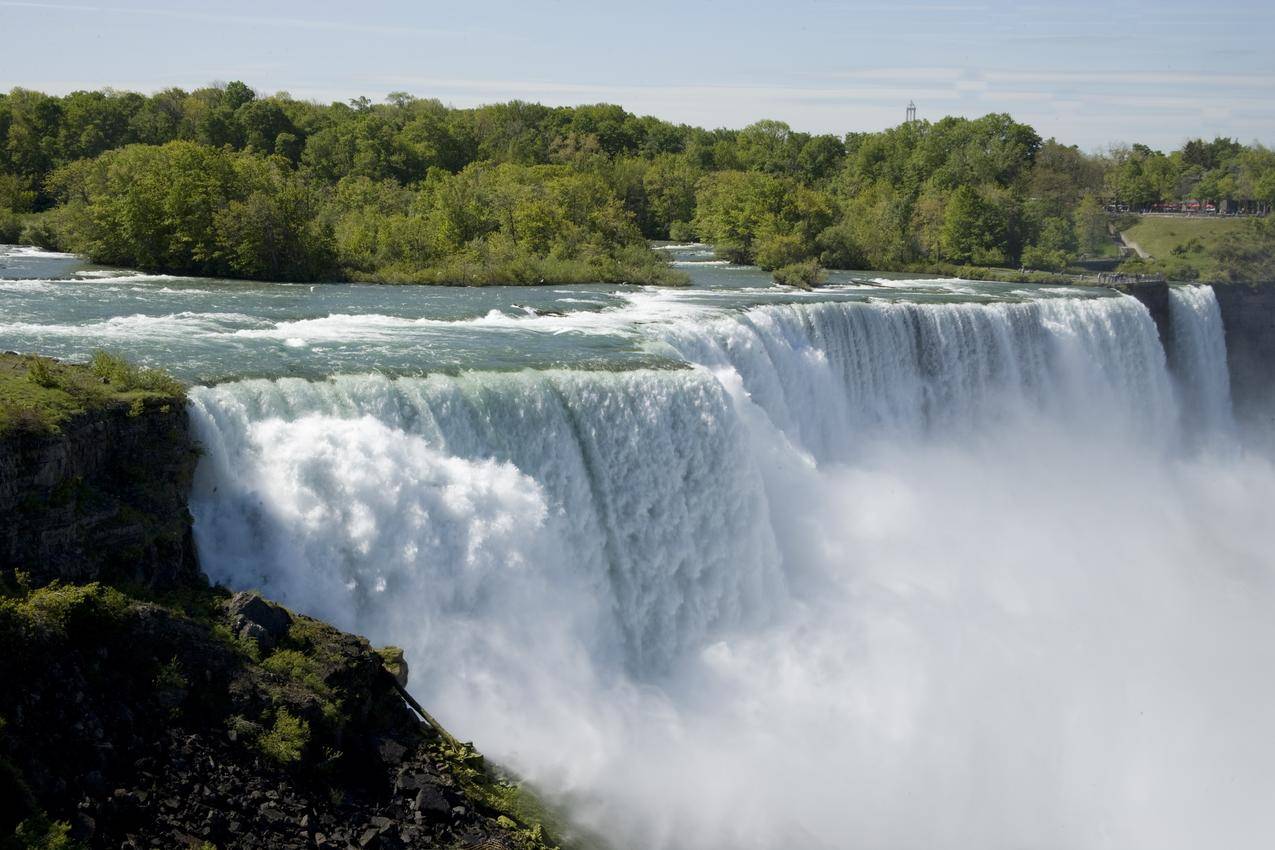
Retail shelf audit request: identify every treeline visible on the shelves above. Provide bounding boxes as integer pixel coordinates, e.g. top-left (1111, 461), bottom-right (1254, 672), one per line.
top-left (1, 83), bottom-right (1273, 283)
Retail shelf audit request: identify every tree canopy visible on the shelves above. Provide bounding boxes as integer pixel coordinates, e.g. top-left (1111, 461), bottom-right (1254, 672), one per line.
top-left (1, 82), bottom-right (1272, 283)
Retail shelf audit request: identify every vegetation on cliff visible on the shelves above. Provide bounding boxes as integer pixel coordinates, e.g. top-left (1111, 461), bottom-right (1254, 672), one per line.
top-left (0, 579), bottom-right (569, 849)
top-left (0, 356), bottom-right (578, 849)
top-left (0, 352), bottom-right (183, 436)
top-left (2, 83), bottom-right (1272, 284)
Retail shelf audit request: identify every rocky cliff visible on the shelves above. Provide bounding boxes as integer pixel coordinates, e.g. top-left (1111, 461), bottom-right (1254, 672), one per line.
top-left (0, 355), bottom-right (574, 850)
top-left (0, 353), bottom-right (199, 588)
top-left (1211, 283), bottom-right (1275, 420)
top-left (0, 400), bottom-right (199, 588)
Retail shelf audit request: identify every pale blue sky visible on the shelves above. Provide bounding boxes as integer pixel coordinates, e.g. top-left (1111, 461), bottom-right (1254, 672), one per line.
top-left (2, 0), bottom-right (1273, 150)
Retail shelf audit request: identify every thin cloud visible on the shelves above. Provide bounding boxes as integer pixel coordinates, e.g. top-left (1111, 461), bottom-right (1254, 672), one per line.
top-left (0, 1), bottom-right (468, 38)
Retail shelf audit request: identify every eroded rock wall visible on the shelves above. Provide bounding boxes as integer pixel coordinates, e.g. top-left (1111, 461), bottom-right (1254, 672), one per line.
top-left (0, 399), bottom-right (200, 587)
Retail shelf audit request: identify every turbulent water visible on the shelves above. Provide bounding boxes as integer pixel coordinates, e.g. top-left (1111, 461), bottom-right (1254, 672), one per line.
top-left (4, 245), bottom-right (1274, 849)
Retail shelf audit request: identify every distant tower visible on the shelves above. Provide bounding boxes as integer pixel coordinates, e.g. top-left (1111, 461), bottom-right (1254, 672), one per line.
top-left (906, 101), bottom-right (917, 124)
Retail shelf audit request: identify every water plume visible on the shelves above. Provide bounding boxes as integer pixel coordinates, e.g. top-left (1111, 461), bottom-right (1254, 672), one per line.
top-left (189, 287), bottom-right (1275, 849)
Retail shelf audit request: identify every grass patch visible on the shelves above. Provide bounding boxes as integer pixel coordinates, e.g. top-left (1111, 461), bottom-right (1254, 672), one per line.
top-left (0, 352), bottom-right (184, 437)
top-left (1121, 216), bottom-right (1254, 279)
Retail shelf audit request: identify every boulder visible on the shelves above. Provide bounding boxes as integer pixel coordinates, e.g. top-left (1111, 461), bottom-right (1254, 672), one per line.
top-left (227, 592), bottom-right (293, 652)
top-left (377, 646), bottom-right (410, 688)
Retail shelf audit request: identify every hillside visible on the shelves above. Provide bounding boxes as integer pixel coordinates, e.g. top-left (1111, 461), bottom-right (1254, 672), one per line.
top-left (1119, 215), bottom-right (1275, 282)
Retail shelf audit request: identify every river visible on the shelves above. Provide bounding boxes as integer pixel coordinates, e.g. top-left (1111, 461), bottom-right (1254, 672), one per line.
top-left (3, 243), bottom-right (1272, 849)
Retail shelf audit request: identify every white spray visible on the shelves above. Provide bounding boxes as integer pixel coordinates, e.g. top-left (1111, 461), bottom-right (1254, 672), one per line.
top-left (189, 288), bottom-right (1275, 850)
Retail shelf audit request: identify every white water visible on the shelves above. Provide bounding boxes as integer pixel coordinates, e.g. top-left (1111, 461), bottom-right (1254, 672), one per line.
top-left (188, 288), bottom-right (1275, 850)
top-left (1168, 285), bottom-right (1236, 438)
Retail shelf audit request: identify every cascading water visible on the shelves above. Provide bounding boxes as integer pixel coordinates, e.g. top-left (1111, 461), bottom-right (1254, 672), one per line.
top-left (186, 286), bottom-right (1275, 850)
top-left (1168, 285), bottom-right (1236, 437)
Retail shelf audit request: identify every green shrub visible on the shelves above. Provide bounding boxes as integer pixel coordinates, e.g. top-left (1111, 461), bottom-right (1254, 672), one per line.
top-left (668, 220), bottom-right (695, 242)
top-left (754, 231), bottom-right (813, 271)
top-left (772, 260), bottom-right (826, 290)
top-left (260, 647), bottom-right (340, 725)
top-left (258, 709), bottom-right (309, 765)
top-left (0, 211), bottom-right (21, 244)
top-left (6, 815), bottom-right (81, 850)
top-left (1021, 245), bottom-right (1070, 272)
top-left (17, 218), bottom-right (61, 252)
top-left (88, 351), bottom-right (183, 396)
top-left (25, 360), bottom-right (59, 390)
top-left (6, 583), bottom-right (132, 641)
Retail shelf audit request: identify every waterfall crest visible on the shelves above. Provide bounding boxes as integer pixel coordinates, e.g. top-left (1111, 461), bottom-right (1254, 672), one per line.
top-left (187, 286), bottom-right (1271, 850)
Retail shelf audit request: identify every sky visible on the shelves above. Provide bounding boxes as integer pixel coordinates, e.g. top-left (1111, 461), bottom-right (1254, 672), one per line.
top-left (1, 0), bottom-right (1273, 150)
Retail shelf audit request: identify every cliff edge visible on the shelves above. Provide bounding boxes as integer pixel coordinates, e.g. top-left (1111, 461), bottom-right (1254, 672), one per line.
top-left (0, 353), bottom-right (571, 850)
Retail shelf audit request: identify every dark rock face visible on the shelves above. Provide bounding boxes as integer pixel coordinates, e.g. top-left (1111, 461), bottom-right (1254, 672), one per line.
top-left (0, 394), bottom-right (564, 849)
top-left (1212, 283), bottom-right (1275, 421)
top-left (0, 399), bottom-right (200, 588)
top-left (0, 588), bottom-right (556, 850)
top-left (1114, 281), bottom-right (1171, 348)
top-left (229, 591), bottom-right (294, 652)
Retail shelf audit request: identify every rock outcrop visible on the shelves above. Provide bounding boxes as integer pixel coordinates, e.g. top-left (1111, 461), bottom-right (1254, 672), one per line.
top-left (1212, 283), bottom-right (1275, 420)
top-left (0, 356), bottom-right (572, 850)
top-left (0, 584), bottom-right (564, 850)
top-left (0, 386), bottom-right (199, 588)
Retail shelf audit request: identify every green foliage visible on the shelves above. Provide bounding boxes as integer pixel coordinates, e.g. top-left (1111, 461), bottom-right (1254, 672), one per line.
top-left (0, 583), bottom-right (132, 653)
top-left (376, 646), bottom-right (408, 683)
top-left (4, 815), bottom-right (82, 850)
top-left (153, 657), bottom-right (187, 691)
top-left (326, 161), bottom-right (686, 285)
top-left (772, 260), bottom-right (826, 289)
top-left (1020, 246), bottom-right (1070, 272)
top-left (25, 359), bottom-right (57, 389)
top-left (1120, 216), bottom-right (1270, 281)
top-left (50, 142), bottom-right (335, 280)
top-left (0, 210), bottom-right (21, 243)
top-left (1213, 217), bottom-right (1275, 282)
top-left (1073, 195), bottom-right (1110, 256)
top-left (88, 351), bottom-right (184, 395)
top-left (17, 215), bottom-right (60, 251)
top-left (430, 739), bottom-right (566, 850)
top-left (257, 709), bottom-right (310, 765)
top-left (4, 83), bottom-right (1274, 284)
top-left (1, 352), bottom-right (183, 435)
top-left (261, 649), bottom-right (330, 697)
top-left (941, 186), bottom-right (1007, 265)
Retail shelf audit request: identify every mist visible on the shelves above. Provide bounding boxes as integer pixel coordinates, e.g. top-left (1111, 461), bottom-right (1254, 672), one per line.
top-left (188, 287), bottom-right (1275, 849)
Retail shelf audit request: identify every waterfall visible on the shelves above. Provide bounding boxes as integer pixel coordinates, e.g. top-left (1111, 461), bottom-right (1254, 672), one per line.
top-left (1168, 285), bottom-right (1235, 437)
top-left (187, 288), bottom-right (1274, 850)
top-left (651, 293), bottom-right (1177, 460)
top-left (189, 368), bottom-right (784, 674)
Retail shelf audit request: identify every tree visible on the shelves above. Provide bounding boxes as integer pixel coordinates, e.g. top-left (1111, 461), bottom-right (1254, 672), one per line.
top-left (941, 185), bottom-right (1007, 265)
top-left (1073, 195), bottom-right (1109, 256)
top-left (692, 170), bottom-right (791, 264)
top-left (642, 153), bottom-right (701, 238)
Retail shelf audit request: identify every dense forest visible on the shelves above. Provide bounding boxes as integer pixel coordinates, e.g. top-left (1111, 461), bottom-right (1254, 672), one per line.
top-left (1, 83), bottom-right (1272, 283)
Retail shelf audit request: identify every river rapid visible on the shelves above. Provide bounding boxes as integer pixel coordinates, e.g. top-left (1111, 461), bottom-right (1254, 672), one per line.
top-left (3, 243), bottom-right (1273, 849)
